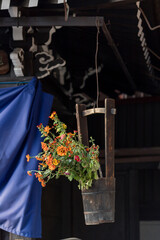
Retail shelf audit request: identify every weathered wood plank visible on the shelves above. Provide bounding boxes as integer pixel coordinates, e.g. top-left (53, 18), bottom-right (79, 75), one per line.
top-left (115, 147), bottom-right (160, 157)
top-left (105, 98), bottom-right (115, 178)
top-left (99, 147), bottom-right (160, 163)
top-left (82, 178), bottom-right (115, 224)
top-left (0, 16), bottom-right (104, 27)
top-left (115, 155), bottom-right (160, 163)
top-left (69, 0), bottom-right (138, 9)
top-left (76, 104), bottom-right (89, 147)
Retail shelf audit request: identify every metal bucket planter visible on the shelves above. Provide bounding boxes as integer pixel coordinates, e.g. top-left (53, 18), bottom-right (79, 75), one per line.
top-left (76, 98), bottom-right (116, 225)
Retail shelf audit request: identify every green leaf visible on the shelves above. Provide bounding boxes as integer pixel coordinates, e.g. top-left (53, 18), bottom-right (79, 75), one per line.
top-left (68, 175), bottom-right (73, 181)
top-left (43, 169), bottom-right (51, 177)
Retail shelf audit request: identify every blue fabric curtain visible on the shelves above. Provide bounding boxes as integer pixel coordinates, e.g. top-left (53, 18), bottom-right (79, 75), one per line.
top-left (0, 77), bottom-right (53, 238)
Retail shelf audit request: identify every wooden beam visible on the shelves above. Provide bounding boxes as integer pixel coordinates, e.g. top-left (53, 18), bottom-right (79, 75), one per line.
top-left (76, 104), bottom-right (89, 147)
top-left (8, 7), bottom-right (24, 41)
top-left (115, 147), bottom-right (160, 157)
top-left (69, 0), bottom-right (138, 9)
top-left (115, 156), bottom-right (160, 163)
top-left (0, 16), bottom-right (104, 27)
top-left (105, 98), bottom-right (115, 178)
top-left (102, 21), bottom-right (137, 92)
top-left (115, 147), bottom-right (160, 163)
top-left (100, 147), bottom-right (160, 163)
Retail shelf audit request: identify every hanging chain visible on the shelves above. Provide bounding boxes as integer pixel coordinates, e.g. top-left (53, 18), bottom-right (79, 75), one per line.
top-left (95, 18), bottom-right (100, 108)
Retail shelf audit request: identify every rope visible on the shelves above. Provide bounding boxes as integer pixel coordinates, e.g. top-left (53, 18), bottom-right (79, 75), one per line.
top-left (95, 18), bottom-right (100, 108)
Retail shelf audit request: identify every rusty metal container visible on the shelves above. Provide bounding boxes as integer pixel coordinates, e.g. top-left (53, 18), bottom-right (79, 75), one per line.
top-left (76, 98), bottom-right (116, 225)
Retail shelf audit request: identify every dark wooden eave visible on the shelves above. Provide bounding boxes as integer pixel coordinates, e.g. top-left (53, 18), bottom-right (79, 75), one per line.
top-left (101, 147), bottom-right (160, 163)
top-left (0, 0), bottom-right (159, 99)
top-left (67, 0), bottom-right (139, 11)
top-left (0, 14), bottom-right (137, 93)
top-left (0, 16), bottom-right (104, 27)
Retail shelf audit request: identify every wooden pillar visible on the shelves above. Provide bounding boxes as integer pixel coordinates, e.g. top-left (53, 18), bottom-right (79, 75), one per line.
top-left (105, 98), bottom-right (115, 178)
top-left (76, 104), bottom-right (89, 146)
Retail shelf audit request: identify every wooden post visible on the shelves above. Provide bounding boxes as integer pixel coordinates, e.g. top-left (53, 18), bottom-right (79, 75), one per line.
top-left (76, 104), bottom-right (89, 147)
top-left (105, 98), bottom-right (115, 178)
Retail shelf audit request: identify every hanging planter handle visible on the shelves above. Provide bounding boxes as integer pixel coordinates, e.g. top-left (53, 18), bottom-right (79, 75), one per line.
top-left (76, 98), bottom-right (116, 225)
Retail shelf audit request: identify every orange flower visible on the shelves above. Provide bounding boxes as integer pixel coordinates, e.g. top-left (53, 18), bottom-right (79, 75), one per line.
top-left (57, 146), bottom-right (68, 156)
top-left (53, 159), bottom-right (60, 166)
top-left (46, 154), bottom-right (53, 165)
top-left (36, 156), bottom-right (43, 161)
top-left (86, 148), bottom-right (90, 152)
top-left (49, 139), bottom-right (57, 145)
top-left (44, 126), bottom-right (51, 134)
top-left (65, 140), bottom-right (71, 146)
top-left (36, 173), bottom-right (46, 187)
top-left (67, 132), bottom-right (74, 136)
top-left (41, 181), bottom-right (46, 187)
top-left (27, 171), bottom-right (32, 176)
top-left (35, 173), bottom-right (42, 178)
top-left (67, 146), bottom-right (72, 152)
top-left (49, 165), bottom-right (56, 171)
top-left (37, 123), bottom-right (42, 129)
top-left (41, 142), bottom-right (48, 151)
top-left (47, 154), bottom-right (53, 161)
top-left (26, 154), bottom-right (31, 162)
top-left (49, 111), bottom-right (56, 120)
top-left (62, 124), bottom-right (67, 129)
top-left (39, 162), bottom-right (47, 167)
top-left (37, 175), bottom-right (45, 186)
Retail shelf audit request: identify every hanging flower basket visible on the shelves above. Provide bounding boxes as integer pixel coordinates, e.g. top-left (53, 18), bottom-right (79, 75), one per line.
top-left (27, 98), bottom-right (116, 225)
top-left (27, 111), bottom-right (100, 190)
